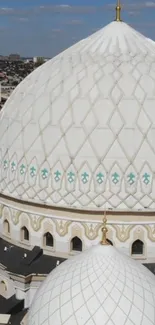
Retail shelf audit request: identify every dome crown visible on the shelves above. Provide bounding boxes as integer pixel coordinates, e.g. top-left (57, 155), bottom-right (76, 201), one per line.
top-left (28, 245), bottom-right (155, 325)
top-left (79, 21), bottom-right (155, 55)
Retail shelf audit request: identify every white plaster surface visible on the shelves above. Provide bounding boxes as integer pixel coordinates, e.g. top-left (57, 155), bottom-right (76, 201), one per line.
top-left (1, 22), bottom-right (155, 210)
top-left (28, 245), bottom-right (155, 325)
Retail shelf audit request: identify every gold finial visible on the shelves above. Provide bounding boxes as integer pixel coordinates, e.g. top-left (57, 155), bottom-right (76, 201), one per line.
top-left (115, 0), bottom-right (122, 22)
top-left (100, 210), bottom-right (110, 246)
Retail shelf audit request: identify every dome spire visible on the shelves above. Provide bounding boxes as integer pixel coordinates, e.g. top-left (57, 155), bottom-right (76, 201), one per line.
top-left (115, 0), bottom-right (122, 22)
top-left (100, 210), bottom-right (110, 246)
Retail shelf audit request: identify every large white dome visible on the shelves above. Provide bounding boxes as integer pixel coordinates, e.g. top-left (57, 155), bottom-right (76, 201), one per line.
top-left (1, 21), bottom-right (155, 210)
top-left (28, 244), bottom-right (155, 325)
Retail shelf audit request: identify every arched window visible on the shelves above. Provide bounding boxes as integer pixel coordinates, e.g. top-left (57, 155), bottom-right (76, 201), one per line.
top-left (0, 281), bottom-right (7, 294)
top-left (71, 236), bottom-right (82, 252)
top-left (43, 232), bottom-right (54, 247)
top-left (3, 220), bottom-right (10, 234)
top-left (21, 226), bottom-right (29, 241)
top-left (132, 240), bottom-right (144, 255)
top-left (107, 239), bottom-right (113, 246)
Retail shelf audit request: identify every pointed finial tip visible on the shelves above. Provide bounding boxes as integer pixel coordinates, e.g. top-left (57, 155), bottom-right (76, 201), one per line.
top-left (100, 210), bottom-right (110, 246)
top-left (115, 0), bottom-right (122, 22)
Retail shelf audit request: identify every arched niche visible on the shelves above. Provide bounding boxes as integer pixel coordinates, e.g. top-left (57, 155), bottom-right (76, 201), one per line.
top-left (43, 232), bottom-right (54, 247)
top-left (0, 280), bottom-right (7, 294)
top-left (131, 239), bottom-right (144, 255)
top-left (3, 219), bottom-right (10, 235)
top-left (21, 226), bottom-right (29, 241)
top-left (70, 236), bottom-right (83, 252)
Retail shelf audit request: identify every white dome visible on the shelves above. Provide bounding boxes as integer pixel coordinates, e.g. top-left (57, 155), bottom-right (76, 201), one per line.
top-left (28, 245), bottom-right (155, 325)
top-left (1, 21), bottom-right (155, 210)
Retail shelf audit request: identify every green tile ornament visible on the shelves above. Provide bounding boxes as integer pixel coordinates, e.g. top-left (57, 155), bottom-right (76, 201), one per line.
top-left (67, 171), bottom-right (75, 183)
top-left (81, 172), bottom-right (89, 184)
top-left (143, 173), bottom-right (150, 185)
top-left (127, 172), bottom-right (135, 185)
top-left (30, 166), bottom-right (36, 178)
top-left (96, 172), bottom-right (104, 184)
top-left (11, 161), bottom-right (16, 172)
top-left (54, 170), bottom-right (61, 182)
top-left (20, 164), bottom-right (26, 175)
top-left (112, 172), bottom-right (119, 184)
top-left (41, 168), bottom-right (48, 179)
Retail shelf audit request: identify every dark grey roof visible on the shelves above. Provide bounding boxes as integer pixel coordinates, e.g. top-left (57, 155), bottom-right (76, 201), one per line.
top-left (9, 309), bottom-right (28, 325)
top-left (0, 295), bottom-right (24, 314)
top-left (143, 263), bottom-right (155, 275)
top-left (1, 237), bottom-right (155, 278)
top-left (0, 237), bottom-right (66, 276)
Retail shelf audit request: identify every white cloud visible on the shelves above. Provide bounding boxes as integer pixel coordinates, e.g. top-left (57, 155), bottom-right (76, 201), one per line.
top-left (145, 1), bottom-right (155, 6)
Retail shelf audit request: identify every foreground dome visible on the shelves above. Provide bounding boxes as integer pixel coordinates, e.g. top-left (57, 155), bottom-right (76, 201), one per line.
top-left (28, 244), bottom-right (155, 325)
top-left (1, 21), bottom-right (155, 210)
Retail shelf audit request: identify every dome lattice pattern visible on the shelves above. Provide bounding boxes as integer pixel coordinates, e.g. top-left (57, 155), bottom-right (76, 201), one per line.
top-left (1, 22), bottom-right (155, 210)
top-left (28, 246), bottom-right (155, 325)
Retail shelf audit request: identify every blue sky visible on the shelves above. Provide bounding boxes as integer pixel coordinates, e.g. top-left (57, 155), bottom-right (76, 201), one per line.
top-left (0, 0), bottom-right (155, 57)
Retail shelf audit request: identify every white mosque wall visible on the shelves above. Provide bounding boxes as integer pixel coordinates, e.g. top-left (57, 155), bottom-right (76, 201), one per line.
top-left (0, 268), bottom-right (15, 298)
top-left (15, 286), bottom-right (26, 301)
top-left (0, 197), bottom-right (155, 262)
top-left (24, 282), bottom-right (42, 309)
top-left (1, 195), bottom-right (155, 309)
top-left (14, 279), bottom-right (40, 308)
top-left (0, 263), bottom-right (45, 309)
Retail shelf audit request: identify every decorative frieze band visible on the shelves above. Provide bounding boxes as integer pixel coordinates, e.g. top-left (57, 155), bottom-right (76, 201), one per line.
top-left (1, 159), bottom-right (152, 186)
top-left (1, 204), bottom-right (155, 243)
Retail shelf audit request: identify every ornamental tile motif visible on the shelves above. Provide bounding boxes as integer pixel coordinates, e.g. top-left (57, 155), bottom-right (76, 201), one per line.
top-left (127, 173), bottom-right (135, 185)
top-left (41, 168), bottom-right (48, 179)
top-left (54, 170), bottom-right (61, 182)
top-left (81, 172), bottom-right (89, 184)
top-left (67, 171), bottom-right (75, 183)
top-left (20, 164), bottom-right (26, 175)
top-left (143, 173), bottom-right (150, 185)
top-left (96, 172), bottom-right (104, 184)
top-left (3, 160), bottom-right (8, 169)
top-left (112, 172), bottom-right (119, 184)
top-left (30, 215), bottom-right (44, 232)
top-left (11, 161), bottom-right (16, 172)
top-left (53, 219), bottom-right (72, 237)
top-left (0, 159), bottom-right (153, 191)
top-left (30, 166), bottom-right (36, 178)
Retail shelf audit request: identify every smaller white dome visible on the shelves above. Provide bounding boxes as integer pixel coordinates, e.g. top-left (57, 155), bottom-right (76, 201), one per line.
top-left (28, 245), bottom-right (155, 325)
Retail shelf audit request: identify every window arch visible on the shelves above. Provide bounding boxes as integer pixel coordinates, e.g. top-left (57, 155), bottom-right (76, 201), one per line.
top-left (107, 239), bottom-right (113, 246)
top-left (131, 239), bottom-right (144, 255)
top-left (3, 220), bottom-right (10, 234)
top-left (21, 226), bottom-right (29, 241)
top-left (43, 232), bottom-right (54, 247)
top-left (71, 236), bottom-right (82, 252)
top-left (0, 280), bottom-right (7, 294)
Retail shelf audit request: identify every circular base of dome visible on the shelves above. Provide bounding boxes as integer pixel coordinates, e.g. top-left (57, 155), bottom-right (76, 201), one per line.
top-left (0, 192), bottom-right (155, 215)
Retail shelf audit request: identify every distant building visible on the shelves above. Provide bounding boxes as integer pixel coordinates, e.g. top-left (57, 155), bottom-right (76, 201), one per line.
top-left (33, 57), bottom-right (37, 63)
top-left (9, 54), bottom-right (21, 61)
top-left (33, 56), bottom-right (45, 65)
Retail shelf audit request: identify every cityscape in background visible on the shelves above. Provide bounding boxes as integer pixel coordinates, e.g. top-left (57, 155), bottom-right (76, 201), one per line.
top-left (0, 54), bottom-right (49, 110)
